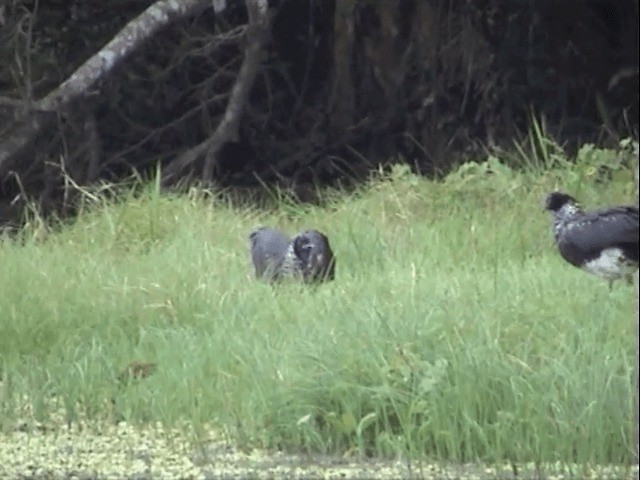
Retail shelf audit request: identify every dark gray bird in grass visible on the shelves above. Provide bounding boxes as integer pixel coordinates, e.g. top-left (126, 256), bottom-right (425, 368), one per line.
top-left (544, 191), bottom-right (639, 287)
top-left (248, 227), bottom-right (336, 283)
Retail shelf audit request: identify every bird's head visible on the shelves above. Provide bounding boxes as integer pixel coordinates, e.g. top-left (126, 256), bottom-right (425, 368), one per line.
top-left (544, 191), bottom-right (580, 213)
top-left (292, 230), bottom-right (336, 282)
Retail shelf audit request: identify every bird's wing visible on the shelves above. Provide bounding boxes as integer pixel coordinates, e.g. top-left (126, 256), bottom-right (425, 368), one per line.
top-left (249, 228), bottom-right (291, 278)
top-left (562, 206), bottom-right (639, 252)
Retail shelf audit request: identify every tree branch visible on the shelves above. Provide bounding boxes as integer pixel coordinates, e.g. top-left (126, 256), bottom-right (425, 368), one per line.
top-left (0, 0), bottom-right (215, 174)
top-left (162, 0), bottom-right (270, 184)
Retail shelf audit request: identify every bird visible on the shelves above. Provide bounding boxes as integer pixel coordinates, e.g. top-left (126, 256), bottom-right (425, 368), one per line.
top-left (248, 227), bottom-right (336, 283)
top-left (543, 191), bottom-right (639, 288)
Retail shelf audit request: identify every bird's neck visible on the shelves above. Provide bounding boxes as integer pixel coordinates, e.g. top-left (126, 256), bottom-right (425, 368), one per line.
top-left (552, 203), bottom-right (582, 238)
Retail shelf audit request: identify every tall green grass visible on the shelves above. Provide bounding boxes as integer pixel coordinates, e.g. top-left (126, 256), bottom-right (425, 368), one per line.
top-left (0, 149), bottom-right (636, 467)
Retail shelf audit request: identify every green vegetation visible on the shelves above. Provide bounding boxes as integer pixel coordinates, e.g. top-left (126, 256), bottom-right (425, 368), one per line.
top-left (0, 142), bottom-right (637, 472)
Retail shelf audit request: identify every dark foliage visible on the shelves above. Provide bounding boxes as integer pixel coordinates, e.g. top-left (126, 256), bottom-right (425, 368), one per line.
top-left (0, 0), bottom-right (637, 222)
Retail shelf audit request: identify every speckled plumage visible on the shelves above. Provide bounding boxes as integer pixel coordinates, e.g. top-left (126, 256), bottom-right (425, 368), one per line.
top-left (544, 191), bottom-right (639, 285)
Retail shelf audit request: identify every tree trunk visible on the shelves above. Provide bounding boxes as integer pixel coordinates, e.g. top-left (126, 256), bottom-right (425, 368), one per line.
top-left (634, 149), bottom-right (639, 465)
top-left (327, 0), bottom-right (356, 136)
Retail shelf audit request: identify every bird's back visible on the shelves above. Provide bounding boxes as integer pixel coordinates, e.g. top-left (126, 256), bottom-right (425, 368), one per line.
top-left (556, 205), bottom-right (639, 279)
top-left (560, 206), bottom-right (638, 257)
top-left (248, 227), bottom-right (292, 281)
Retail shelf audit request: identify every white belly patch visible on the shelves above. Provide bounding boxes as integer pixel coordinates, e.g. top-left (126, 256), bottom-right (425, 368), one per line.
top-left (582, 248), bottom-right (638, 280)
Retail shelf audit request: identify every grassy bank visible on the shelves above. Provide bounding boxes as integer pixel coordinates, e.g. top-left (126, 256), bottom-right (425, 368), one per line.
top-left (0, 148), bottom-right (637, 472)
